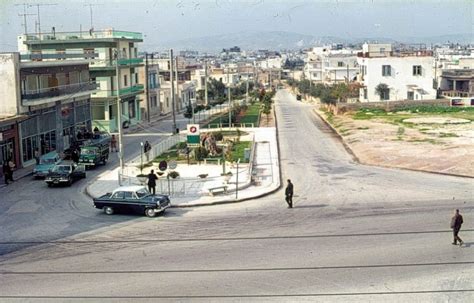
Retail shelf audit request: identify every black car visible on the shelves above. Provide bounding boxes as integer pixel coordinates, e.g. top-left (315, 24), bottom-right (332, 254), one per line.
top-left (93, 186), bottom-right (171, 217)
top-left (45, 161), bottom-right (86, 187)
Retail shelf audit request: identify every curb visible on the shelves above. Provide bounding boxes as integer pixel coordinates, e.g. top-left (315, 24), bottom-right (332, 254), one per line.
top-left (0, 170), bottom-right (33, 189)
top-left (312, 108), bottom-right (474, 180)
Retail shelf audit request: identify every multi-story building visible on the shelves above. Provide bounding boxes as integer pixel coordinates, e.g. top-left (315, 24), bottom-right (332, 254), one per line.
top-left (138, 56), bottom-right (161, 120)
top-left (18, 29), bottom-right (144, 132)
top-left (357, 43), bottom-right (436, 102)
top-left (439, 69), bottom-right (474, 106)
top-left (0, 52), bottom-right (95, 168)
top-left (304, 46), bottom-right (359, 84)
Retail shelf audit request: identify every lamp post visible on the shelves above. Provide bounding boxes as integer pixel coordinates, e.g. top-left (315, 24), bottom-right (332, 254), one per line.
top-left (140, 142), bottom-right (144, 174)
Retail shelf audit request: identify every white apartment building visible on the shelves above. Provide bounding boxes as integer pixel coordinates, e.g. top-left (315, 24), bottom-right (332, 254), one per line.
top-left (304, 46), bottom-right (359, 84)
top-left (357, 43), bottom-right (436, 102)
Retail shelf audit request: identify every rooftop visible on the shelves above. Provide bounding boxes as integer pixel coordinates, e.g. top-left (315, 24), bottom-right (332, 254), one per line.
top-left (20, 29), bottom-right (143, 44)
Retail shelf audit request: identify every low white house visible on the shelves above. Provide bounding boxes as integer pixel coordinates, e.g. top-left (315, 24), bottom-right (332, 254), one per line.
top-left (357, 43), bottom-right (436, 102)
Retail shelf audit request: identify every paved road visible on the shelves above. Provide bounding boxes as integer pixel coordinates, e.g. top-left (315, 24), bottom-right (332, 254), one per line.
top-left (0, 90), bottom-right (473, 301)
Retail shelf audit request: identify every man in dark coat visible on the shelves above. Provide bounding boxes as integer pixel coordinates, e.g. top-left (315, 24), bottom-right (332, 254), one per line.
top-left (147, 169), bottom-right (158, 195)
top-left (451, 209), bottom-right (464, 246)
top-left (2, 162), bottom-right (10, 185)
top-left (285, 179), bottom-right (294, 208)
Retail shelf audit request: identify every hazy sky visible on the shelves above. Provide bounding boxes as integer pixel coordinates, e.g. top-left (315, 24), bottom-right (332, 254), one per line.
top-left (0, 0), bottom-right (472, 51)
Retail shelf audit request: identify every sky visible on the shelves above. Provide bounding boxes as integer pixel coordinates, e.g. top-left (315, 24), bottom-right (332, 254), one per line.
top-left (0, 0), bottom-right (472, 51)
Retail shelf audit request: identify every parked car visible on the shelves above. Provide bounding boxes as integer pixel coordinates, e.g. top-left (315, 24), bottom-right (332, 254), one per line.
top-left (45, 161), bottom-right (86, 187)
top-left (93, 186), bottom-right (171, 217)
top-left (296, 94), bottom-right (302, 101)
top-left (33, 151), bottom-right (62, 178)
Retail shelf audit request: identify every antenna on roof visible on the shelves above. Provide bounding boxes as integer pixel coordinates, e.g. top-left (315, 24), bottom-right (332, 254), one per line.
top-left (84, 3), bottom-right (101, 31)
top-left (15, 3), bottom-right (36, 34)
top-left (27, 3), bottom-right (58, 38)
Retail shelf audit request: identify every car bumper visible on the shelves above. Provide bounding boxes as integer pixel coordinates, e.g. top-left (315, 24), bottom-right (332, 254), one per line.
top-left (45, 178), bottom-right (69, 184)
top-left (33, 172), bottom-right (48, 177)
top-left (155, 202), bottom-right (171, 213)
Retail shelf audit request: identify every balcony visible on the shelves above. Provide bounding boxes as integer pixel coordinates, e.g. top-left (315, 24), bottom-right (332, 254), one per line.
top-left (93, 84), bottom-right (145, 99)
top-left (89, 58), bottom-right (144, 73)
top-left (440, 90), bottom-right (471, 98)
top-left (20, 52), bottom-right (99, 61)
top-left (22, 30), bottom-right (143, 43)
top-left (22, 81), bottom-right (98, 103)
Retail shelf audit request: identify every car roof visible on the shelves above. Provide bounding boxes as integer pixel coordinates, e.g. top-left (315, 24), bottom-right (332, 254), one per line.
top-left (112, 186), bottom-right (147, 193)
top-left (41, 151), bottom-right (60, 159)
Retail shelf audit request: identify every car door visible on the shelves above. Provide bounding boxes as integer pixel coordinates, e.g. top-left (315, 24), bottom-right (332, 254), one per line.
top-left (123, 191), bottom-right (141, 214)
top-left (110, 191), bottom-right (126, 212)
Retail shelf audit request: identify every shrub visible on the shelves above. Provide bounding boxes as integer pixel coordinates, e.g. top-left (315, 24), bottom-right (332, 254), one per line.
top-left (213, 131), bottom-right (223, 141)
top-left (194, 146), bottom-right (209, 162)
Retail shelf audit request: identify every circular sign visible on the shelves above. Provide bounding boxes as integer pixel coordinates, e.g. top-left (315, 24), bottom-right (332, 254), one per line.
top-left (168, 160), bottom-right (177, 170)
top-left (189, 126), bottom-right (198, 134)
top-left (158, 160), bottom-right (168, 171)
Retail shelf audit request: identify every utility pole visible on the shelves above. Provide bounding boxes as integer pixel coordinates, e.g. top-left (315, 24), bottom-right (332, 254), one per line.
top-left (175, 56), bottom-right (180, 114)
top-left (227, 65), bottom-right (231, 128)
top-left (144, 52), bottom-right (150, 123)
top-left (114, 49), bottom-right (124, 171)
top-left (16, 4), bottom-right (35, 34)
top-left (170, 49), bottom-right (177, 134)
top-left (204, 60), bottom-right (209, 106)
top-left (28, 3), bottom-right (57, 38)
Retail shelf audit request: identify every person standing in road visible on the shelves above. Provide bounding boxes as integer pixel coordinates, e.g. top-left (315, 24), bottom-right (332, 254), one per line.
top-left (285, 179), bottom-right (294, 208)
top-left (451, 209), bottom-right (464, 246)
top-left (2, 162), bottom-right (10, 185)
top-left (144, 140), bottom-right (151, 162)
top-left (110, 134), bottom-right (117, 152)
top-left (147, 169), bottom-right (158, 195)
top-left (7, 159), bottom-right (15, 182)
top-left (34, 148), bottom-right (40, 165)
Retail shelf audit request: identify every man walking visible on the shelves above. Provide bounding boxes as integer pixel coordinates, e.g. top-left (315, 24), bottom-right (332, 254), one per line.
top-left (147, 169), bottom-right (158, 195)
top-left (285, 179), bottom-right (294, 208)
top-left (451, 209), bottom-right (464, 246)
top-left (144, 140), bottom-right (151, 162)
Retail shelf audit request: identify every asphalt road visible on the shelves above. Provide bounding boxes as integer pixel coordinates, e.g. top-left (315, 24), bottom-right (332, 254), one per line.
top-left (0, 90), bottom-right (473, 302)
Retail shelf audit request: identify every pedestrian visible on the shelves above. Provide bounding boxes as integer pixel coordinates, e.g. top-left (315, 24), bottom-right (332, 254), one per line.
top-left (7, 159), bottom-right (15, 182)
top-left (34, 148), bottom-right (40, 165)
top-left (285, 179), bottom-right (294, 208)
top-left (147, 169), bottom-right (158, 195)
top-left (144, 140), bottom-right (151, 162)
top-left (2, 162), bottom-right (10, 185)
top-left (110, 134), bottom-right (117, 152)
top-left (451, 209), bottom-right (464, 246)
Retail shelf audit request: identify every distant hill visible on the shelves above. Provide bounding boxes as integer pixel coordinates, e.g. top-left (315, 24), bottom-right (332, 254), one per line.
top-left (155, 31), bottom-right (473, 53)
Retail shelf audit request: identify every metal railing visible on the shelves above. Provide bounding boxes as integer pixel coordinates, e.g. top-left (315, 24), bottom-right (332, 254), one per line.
top-left (24, 30), bottom-right (143, 42)
top-left (21, 81), bottom-right (97, 100)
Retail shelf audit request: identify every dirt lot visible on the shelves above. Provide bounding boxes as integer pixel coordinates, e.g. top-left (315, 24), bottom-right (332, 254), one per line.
top-left (316, 106), bottom-right (474, 177)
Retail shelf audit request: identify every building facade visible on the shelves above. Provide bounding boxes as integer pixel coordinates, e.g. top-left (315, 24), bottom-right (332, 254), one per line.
top-left (18, 29), bottom-right (144, 133)
top-left (0, 52), bottom-right (95, 168)
top-left (357, 43), bottom-right (436, 102)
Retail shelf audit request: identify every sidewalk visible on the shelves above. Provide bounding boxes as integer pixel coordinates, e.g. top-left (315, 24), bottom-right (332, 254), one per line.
top-left (0, 165), bottom-right (34, 189)
top-left (85, 127), bottom-right (280, 207)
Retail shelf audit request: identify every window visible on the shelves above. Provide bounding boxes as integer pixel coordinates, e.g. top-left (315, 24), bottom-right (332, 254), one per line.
top-left (112, 191), bottom-right (125, 199)
top-left (135, 73), bottom-right (138, 85)
top-left (123, 191), bottom-right (134, 199)
top-left (363, 88), bottom-right (368, 99)
top-left (122, 48), bottom-right (127, 59)
top-left (407, 91), bottom-right (414, 100)
top-left (123, 75), bottom-right (128, 86)
top-left (337, 62), bottom-right (344, 67)
top-left (413, 65), bottom-right (422, 76)
top-left (381, 89), bottom-right (390, 100)
top-left (166, 97), bottom-right (169, 107)
top-left (382, 65), bottom-right (391, 76)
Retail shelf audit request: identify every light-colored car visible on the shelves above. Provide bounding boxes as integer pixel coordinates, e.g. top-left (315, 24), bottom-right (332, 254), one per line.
top-left (33, 151), bottom-right (61, 178)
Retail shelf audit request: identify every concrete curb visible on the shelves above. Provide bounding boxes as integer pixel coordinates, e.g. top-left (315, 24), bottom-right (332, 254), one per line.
top-left (312, 108), bottom-right (474, 180)
top-left (0, 170), bottom-right (33, 189)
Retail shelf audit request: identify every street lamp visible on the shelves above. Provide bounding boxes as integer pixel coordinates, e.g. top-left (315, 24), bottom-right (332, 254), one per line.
top-left (140, 142), bottom-right (144, 174)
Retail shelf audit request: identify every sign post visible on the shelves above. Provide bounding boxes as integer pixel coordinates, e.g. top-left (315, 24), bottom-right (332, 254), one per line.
top-left (187, 124), bottom-right (200, 145)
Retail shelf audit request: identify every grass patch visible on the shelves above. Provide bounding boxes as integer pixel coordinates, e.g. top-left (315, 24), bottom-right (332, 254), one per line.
top-left (438, 132), bottom-right (459, 138)
top-left (230, 141), bottom-right (251, 163)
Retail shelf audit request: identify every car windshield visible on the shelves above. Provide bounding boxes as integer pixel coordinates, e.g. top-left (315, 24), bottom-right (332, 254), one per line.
top-left (52, 165), bottom-right (71, 173)
top-left (40, 158), bottom-right (56, 165)
top-left (81, 148), bottom-right (96, 155)
top-left (136, 188), bottom-right (150, 198)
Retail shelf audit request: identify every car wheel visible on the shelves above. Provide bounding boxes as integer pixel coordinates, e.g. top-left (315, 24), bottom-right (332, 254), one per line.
top-left (145, 208), bottom-right (156, 218)
top-left (47, 183), bottom-right (52, 187)
top-left (67, 177), bottom-right (73, 186)
top-left (104, 206), bottom-right (114, 215)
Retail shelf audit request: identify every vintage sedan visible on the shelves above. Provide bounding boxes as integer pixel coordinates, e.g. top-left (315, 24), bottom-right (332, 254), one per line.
top-left (45, 161), bottom-right (86, 187)
top-left (33, 151), bottom-right (62, 178)
top-left (93, 186), bottom-right (171, 217)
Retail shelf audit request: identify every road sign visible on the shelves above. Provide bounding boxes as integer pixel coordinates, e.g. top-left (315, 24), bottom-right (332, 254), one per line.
top-left (158, 160), bottom-right (167, 171)
top-left (187, 124), bottom-right (200, 135)
top-left (168, 160), bottom-right (177, 170)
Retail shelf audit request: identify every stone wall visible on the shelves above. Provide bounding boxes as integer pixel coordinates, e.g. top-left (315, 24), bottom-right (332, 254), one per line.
top-left (333, 99), bottom-right (451, 114)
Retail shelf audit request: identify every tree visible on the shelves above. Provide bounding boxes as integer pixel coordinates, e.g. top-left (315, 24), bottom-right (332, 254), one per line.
top-left (375, 83), bottom-right (389, 101)
top-left (331, 83), bottom-right (350, 103)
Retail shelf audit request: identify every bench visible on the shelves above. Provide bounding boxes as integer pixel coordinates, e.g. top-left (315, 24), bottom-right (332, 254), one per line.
top-left (208, 186), bottom-right (228, 196)
top-left (204, 158), bottom-right (221, 165)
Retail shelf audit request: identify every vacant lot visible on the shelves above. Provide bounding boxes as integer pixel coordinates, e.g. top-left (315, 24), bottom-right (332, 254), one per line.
top-left (319, 106), bottom-right (474, 177)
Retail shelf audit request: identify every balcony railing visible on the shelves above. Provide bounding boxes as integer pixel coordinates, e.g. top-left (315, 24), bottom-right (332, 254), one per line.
top-left (440, 90), bottom-right (471, 98)
top-left (24, 30), bottom-right (143, 42)
top-left (22, 81), bottom-right (98, 100)
top-left (20, 52), bottom-right (98, 61)
top-left (89, 58), bottom-right (144, 70)
top-left (112, 84), bottom-right (144, 96)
